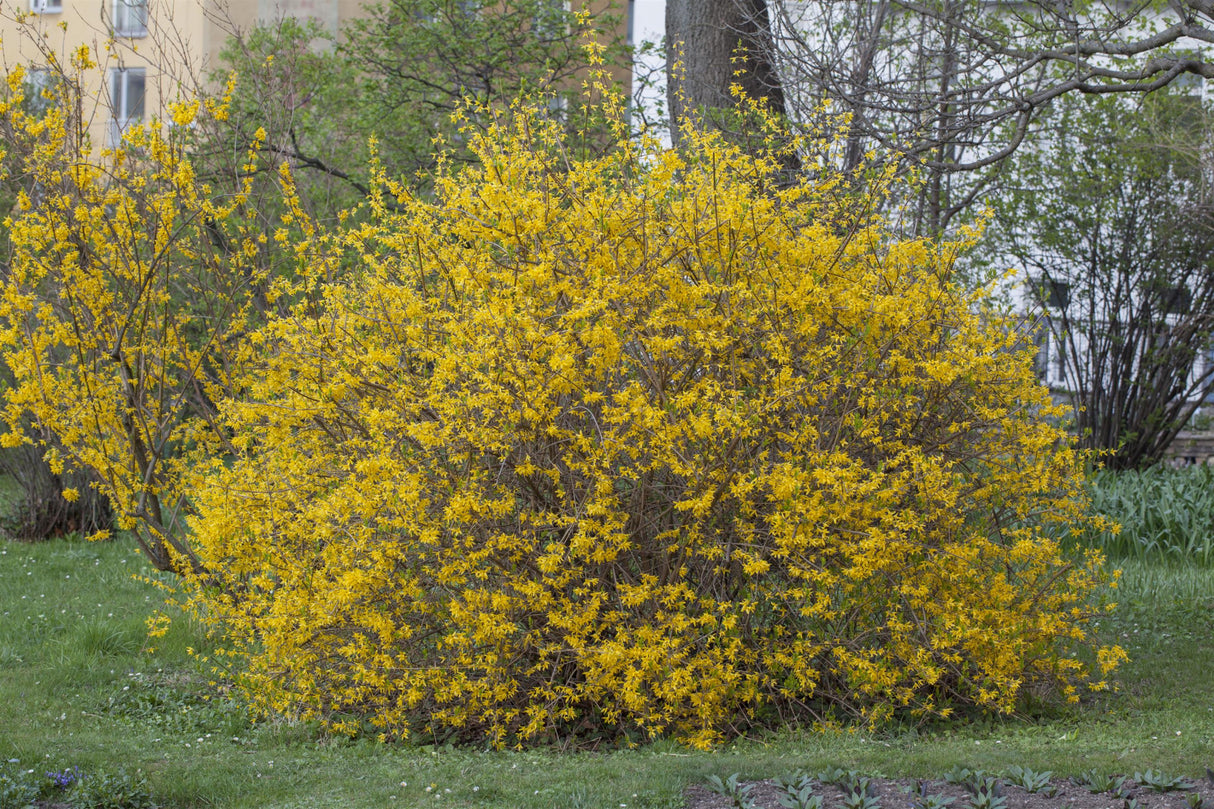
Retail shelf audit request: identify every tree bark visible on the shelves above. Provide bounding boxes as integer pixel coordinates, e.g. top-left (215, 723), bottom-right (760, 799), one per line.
top-left (664, 0), bottom-right (789, 143)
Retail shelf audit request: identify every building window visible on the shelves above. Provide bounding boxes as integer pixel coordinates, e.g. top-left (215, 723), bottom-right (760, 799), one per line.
top-left (108, 67), bottom-right (145, 144)
top-left (114, 0), bottom-right (148, 37)
top-left (29, 0), bottom-right (63, 12)
top-left (1034, 276), bottom-right (1070, 309)
top-left (24, 68), bottom-right (57, 117)
top-left (1053, 336), bottom-right (1066, 385)
top-left (1161, 285), bottom-right (1192, 315)
top-left (534, 0), bottom-right (569, 40)
top-left (1032, 323), bottom-right (1069, 389)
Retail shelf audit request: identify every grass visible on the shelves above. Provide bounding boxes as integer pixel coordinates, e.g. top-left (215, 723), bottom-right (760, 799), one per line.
top-left (1, 531), bottom-right (1212, 808)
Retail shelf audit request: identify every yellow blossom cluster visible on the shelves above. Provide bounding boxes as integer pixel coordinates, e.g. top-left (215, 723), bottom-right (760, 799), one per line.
top-left (0, 51), bottom-right (269, 572)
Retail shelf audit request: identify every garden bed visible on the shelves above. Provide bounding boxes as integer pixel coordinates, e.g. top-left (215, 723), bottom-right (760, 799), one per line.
top-left (686, 770), bottom-right (1214, 809)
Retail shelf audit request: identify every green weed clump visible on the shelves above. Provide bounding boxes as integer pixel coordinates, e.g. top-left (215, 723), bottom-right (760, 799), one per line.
top-left (1080, 466), bottom-right (1214, 565)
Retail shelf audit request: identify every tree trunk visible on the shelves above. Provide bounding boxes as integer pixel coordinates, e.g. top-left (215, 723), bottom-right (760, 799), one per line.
top-left (665, 0), bottom-right (789, 142)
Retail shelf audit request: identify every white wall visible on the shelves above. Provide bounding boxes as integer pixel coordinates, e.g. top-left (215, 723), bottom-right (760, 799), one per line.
top-left (629, 0), bottom-right (666, 141)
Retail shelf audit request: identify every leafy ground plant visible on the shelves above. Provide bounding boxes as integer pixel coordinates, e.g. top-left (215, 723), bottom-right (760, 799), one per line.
top-left (841, 775), bottom-right (881, 809)
top-left (1134, 770), bottom-right (1196, 792)
top-left (778, 777), bottom-right (823, 809)
top-left (1072, 770), bottom-right (1128, 795)
top-left (944, 768), bottom-right (986, 787)
top-left (1005, 766), bottom-right (1055, 794)
top-left (965, 778), bottom-right (1007, 809)
top-left (817, 768), bottom-right (859, 787)
top-left (909, 784), bottom-right (957, 809)
top-left (0, 760), bottom-right (155, 809)
top-left (687, 772), bottom-right (1214, 809)
top-left (1077, 466), bottom-right (1214, 565)
top-left (706, 773), bottom-right (758, 809)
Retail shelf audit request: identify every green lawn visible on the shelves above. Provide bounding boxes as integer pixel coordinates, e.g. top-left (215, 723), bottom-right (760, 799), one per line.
top-left (1, 535), bottom-right (1211, 809)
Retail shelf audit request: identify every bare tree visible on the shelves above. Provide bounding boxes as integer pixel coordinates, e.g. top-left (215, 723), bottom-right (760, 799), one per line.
top-left (987, 92), bottom-right (1214, 469)
top-left (752, 0), bottom-right (1214, 233)
top-left (665, 0), bottom-right (803, 182)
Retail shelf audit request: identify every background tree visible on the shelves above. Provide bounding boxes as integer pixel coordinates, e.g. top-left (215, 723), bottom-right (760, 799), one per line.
top-left (196, 20), bottom-right (365, 213)
top-left (670, 0), bottom-right (1214, 463)
top-left (204, 0), bottom-right (629, 209)
top-left (664, 0), bottom-right (787, 132)
top-left (675, 0), bottom-right (1214, 235)
top-left (983, 90), bottom-right (1214, 469)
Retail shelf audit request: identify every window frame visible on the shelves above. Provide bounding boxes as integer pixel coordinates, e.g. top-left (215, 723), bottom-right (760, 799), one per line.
top-left (29, 0), bottom-right (63, 13)
top-left (24, 68), bottom-right (57, 117)
top-left (108, 67), bottom-right (146, 145)
top-left (113, 0), bottom-right (148, 38)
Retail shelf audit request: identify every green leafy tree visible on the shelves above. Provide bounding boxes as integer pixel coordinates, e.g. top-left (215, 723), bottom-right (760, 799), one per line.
top-left (206, 1), bottom-right (630, 208)
top-left (200, 19), bottom-right (369, 211)
top-left (984, 90), bottom-right (1214, 469)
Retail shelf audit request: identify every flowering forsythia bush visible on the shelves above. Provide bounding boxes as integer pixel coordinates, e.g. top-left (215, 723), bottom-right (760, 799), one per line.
top-left (0, 48), bottom-right (265, 573)
top-left (185, 101), bottom-right (1122, 745)
top-left (0, 49), bottom-right (1123, 748)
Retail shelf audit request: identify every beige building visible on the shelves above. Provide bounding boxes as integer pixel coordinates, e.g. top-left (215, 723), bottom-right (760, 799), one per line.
top-left (1, 0), bottom-right (632, 150)
top-left (0, 0), bottom-right (373, 148)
